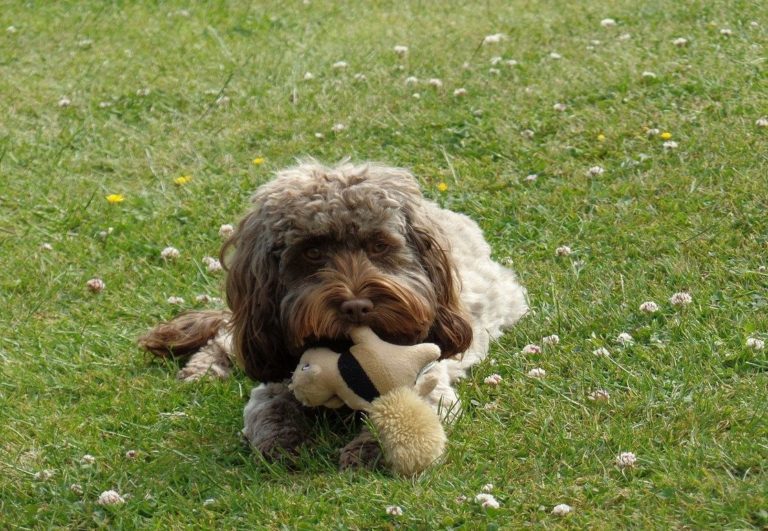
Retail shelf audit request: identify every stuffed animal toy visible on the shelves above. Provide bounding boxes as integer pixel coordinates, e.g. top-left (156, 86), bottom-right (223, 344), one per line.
top-left (289, 327), bottom-right (447, 476)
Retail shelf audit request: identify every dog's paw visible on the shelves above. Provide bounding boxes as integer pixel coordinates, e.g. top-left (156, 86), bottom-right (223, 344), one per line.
top-left (246, 424), bottom-right (308, 463)
top-left (242, 383), bottom-right (311, 463)
top-left (339, 432), bottom-right (383, 471)
top-left (176, 363), bottom-right (230, 381)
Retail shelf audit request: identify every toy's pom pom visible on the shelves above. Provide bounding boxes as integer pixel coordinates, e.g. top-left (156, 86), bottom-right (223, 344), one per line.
top-left (369, 386), bottom-right (446, 476)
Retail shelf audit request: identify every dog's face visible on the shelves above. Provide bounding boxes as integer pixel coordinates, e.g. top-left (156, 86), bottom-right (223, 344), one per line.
top-left (223, 162), bottom-right (473, 382)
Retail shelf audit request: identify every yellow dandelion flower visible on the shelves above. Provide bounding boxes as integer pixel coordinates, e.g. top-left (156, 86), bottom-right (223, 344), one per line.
top-left (659, 132), bottom-right (672, 140)
top-left (173, 175), bottom-right (192, 186)
top-left (437, 182), bottom-right (448, 192)
top-left (106, 194), bottom-right (125, 204)
top-left (597, 133), bottom-right (606, 142)
top-left (252, 157), bottom-right (265, 165)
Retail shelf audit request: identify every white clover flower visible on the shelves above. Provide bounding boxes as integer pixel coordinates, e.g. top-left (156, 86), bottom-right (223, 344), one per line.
top-left (7, 25), bottom-right (18, 33)
top-left (527, 367), bottom-right (546, 378)
top-left (453, 88), bottom-right (468, 97)
top-left (331, 123), bottom-right (346, 133)
top-left (616, 332), bottom-right (634, 345)
top-left (552, 503), bottom-right (573, 516)
top-left (34, 469), bottom-right (55, 481)
top-left (522, 344), bottom-right (542, 354)
top-left (405, 76), bottom-right (419, 85)
top-left (755, 117), bottom-right (768, 128)
top-left (673, 37), bottom-right (688, 47)
top-left (40, 242), bottom-right (54, 251)
top-left (332, 61), bottom-right (348, 70)
top-left (80, 454), bottom-right (96, 465)
top-left (70, 483), bottom-right (84, 495)
top-left (490, 56), bottom-right (503, 65)
top-left (555, 245), bottom-right (572, 257)
top-left (216, 95), bottom-right (230, 106)
top-left (639, 301), bottom-right (659, 313)
top-left (669, 292), bottom-right (692, 306)
top-left (483, 33), bottom-right (505, 45)
top-left (646, 127), bottom-right (661, 137)
top-left (475, 493), bottom-right (500, 509)
top-left (161, 246), bottom-right (180, 260)
top-left (750, 21), bottom-right (759, 27)
top-left (218, 224), bottom-right (235, 239)
top-left (455, 494), bottom-right (468, 503)
top-left (521, 129), bottom-right (535, 139)
top-left (303, 72), bottom-right (315, 80)
top-left (553, 102), bottom-right (567, 112)
top-left (720, 28), bottom-right (733, 36)
top-left (167, 296), bottom-right (185, 305)
top-left (78, 38), bottom-right (93, 48)
top-left (663, 140), bottom-right (679, 150)
top-left (314, 132), bottom-right (324, 139)
top-left (587, 165), bottom-right (605, 177)
top-left (393, 45), bottom-right (409, 57)
top-left (642, 71), bottom-right (657, 79)
top-left (482, 483), bottom-right (494, 492)
top-left (412, 93), bottom-right (421, 99)
top-left (98, 101), bottom-right (112, 108)
top-left (600, 18), bottom-right (617, 28)
top-left (203, 498), bottom-right (215, 506)
top-left (525, 174), bottom-right (538, 182)
top-left (505, 59), bottom-right (519, 67)
top-left (593, 347), bottom-right (611, 357)
top-left (484, 374), bottom-right (502, 386)
top-left (202, 256), bottom-right (222, 272)
top-left (385, 505), bottom-right (403, 516)
top-left (543, 334), bottom-right (560, 345)
top-left (549, 52), bottom-right (562, 60)
top-left (616, 452), bottom-right (637, 468)
top-left (428, 78), bottom-right (443, 88)
top-left (746, 337), bottom-right (765, 351)
top-left (195, 294), bottom-right (222, 304)
top-left (136, 87), bottom-right (151, 97)
top-left (618, 33), bottom-right (631, 41)
top-left (489, 68), bottom-right (501, 75)
top-left (353, 73), bottom-right (367, 82)
top-left (58, 96), bottom-right (72, 108)
top-left (97, 490), bottom-right (125, 505)
top-left (588, 389), bottom-right (610, 402)
top-left (86, 278), bottom-right (105, 293)
top-left (125, 450), bottom-right (138, 459)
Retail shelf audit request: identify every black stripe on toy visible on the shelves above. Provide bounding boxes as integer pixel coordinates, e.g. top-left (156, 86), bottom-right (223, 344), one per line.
top-left (337, 350), bottom-right (380, 404)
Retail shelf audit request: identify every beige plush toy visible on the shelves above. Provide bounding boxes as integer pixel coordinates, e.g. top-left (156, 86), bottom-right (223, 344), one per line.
top-left (289, 327), bottom-right (447, 476)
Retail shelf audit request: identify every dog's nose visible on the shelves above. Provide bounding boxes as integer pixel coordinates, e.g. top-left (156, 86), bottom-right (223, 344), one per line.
top-left (340, 298), bottom-right (374, 322)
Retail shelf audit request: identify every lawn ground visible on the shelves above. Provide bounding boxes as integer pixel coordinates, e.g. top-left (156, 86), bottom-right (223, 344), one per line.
top-left (1, 0), bottom-right (767, 528)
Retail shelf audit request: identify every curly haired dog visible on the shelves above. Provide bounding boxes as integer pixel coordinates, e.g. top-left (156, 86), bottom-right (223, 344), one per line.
top-left (140, 160), bottom-right (527, 468)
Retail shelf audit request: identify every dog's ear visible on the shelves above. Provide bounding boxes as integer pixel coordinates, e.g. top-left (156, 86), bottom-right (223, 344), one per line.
top-left (407, 224), bottom-right (473, 358)
top-left (222, 213), bottom-right (293, 382)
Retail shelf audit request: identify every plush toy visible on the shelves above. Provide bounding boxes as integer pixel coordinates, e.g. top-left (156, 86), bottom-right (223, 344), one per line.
top-left (289, 327), bottom-right (447, 476)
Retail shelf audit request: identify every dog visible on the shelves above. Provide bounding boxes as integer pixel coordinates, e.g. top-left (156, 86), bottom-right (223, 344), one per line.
top-left (140, 160), bottom-right (528, 468)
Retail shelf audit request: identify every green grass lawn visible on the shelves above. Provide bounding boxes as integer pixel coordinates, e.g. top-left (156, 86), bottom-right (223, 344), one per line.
top-left (1, 0), bottom-right (767, 528)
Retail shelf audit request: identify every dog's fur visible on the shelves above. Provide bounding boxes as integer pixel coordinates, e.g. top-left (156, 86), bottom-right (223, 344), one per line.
top-left (140, 161), bottom-right (527, 467)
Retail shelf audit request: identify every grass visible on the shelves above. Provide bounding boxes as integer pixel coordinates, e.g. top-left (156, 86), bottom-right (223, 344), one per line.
top-left (1, 0), bottom-right (767, 527)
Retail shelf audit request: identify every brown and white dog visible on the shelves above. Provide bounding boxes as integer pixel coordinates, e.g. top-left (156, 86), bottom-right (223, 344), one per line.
top-left (140, 161), bottom-right (527, 468)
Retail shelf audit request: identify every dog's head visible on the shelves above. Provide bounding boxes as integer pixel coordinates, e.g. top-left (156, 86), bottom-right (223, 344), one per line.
top-left (222, 161), bottom-right (472, 382)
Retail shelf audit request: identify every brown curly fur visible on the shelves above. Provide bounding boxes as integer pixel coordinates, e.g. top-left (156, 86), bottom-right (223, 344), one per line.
top-left (220, 161), bottom-right (472, 382)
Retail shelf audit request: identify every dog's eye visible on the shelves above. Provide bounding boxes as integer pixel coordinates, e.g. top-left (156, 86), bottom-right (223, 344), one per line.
top-left (303, 248), bottom-right (324, 262)
top-left (301, 364), bottom-right (311, 371)
top-left (369, 241), bottom-right (390, 256)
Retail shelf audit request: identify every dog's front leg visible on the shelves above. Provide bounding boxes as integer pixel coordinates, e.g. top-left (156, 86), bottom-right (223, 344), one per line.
top-left (339, 425), bottom-right (383, 471)
top-left (242, 382), bottom-right (312, 461)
